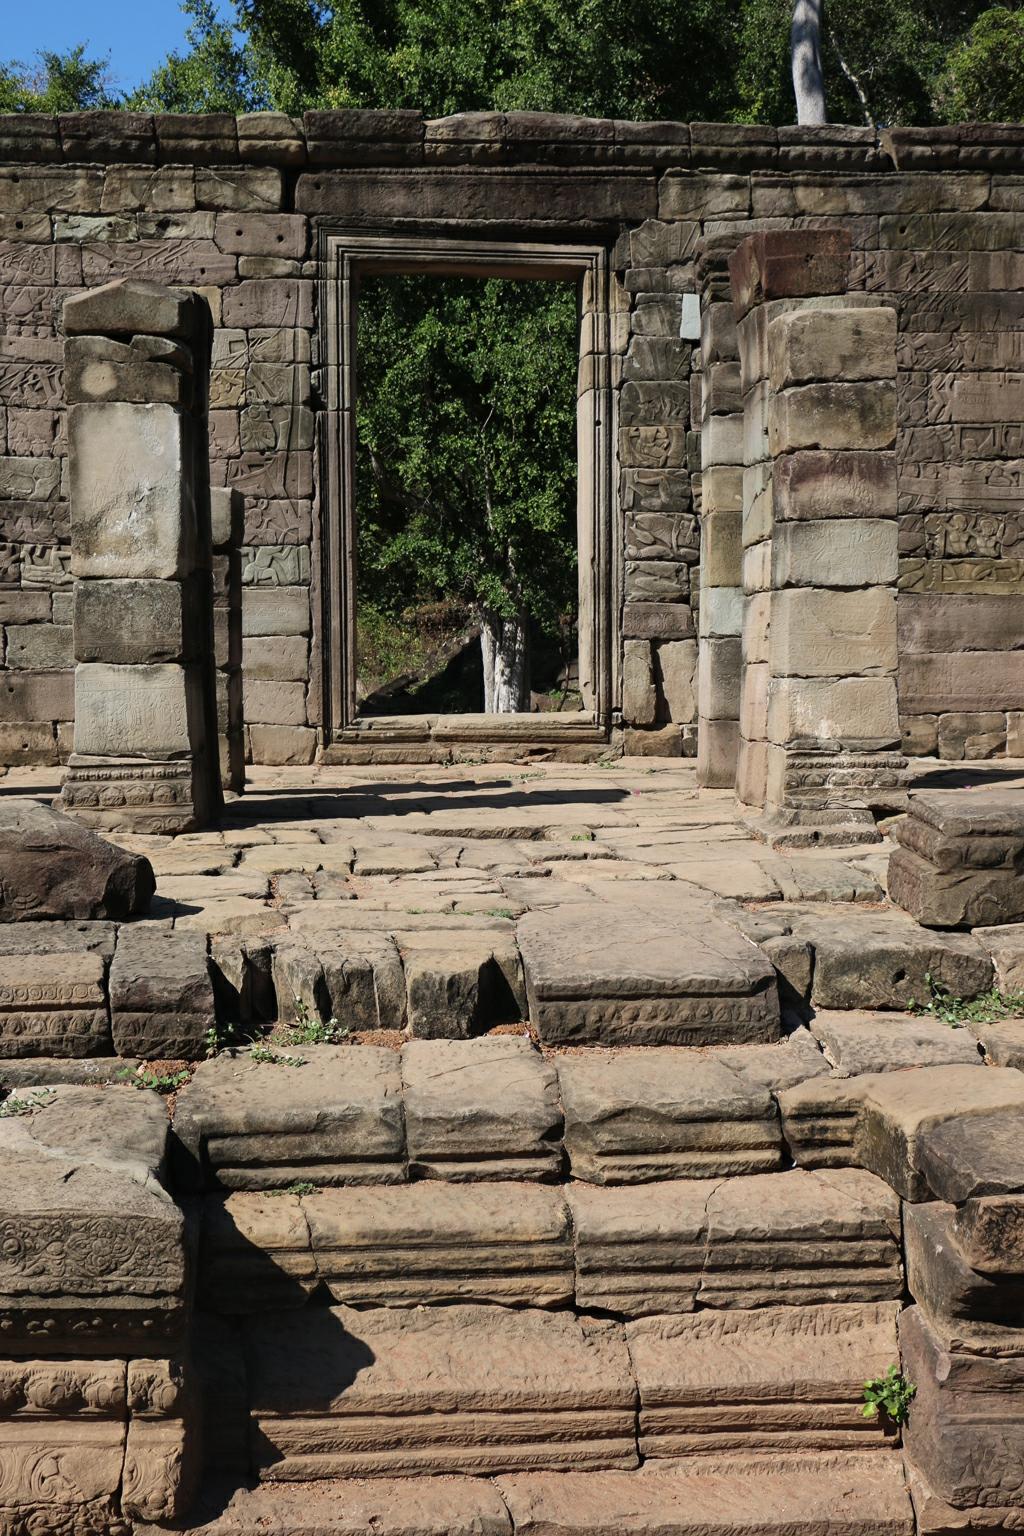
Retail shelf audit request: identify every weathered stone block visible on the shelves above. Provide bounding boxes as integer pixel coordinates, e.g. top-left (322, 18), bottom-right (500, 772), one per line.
top-left (69, 402), bottom-right (192, 580)
top-left (771, 519), bottom-right (897, 588)
top-left (768, 383), bottom-right (897, 455)
top-left (0, 797), bottom-right (153, 922)
top-left (767, 676), bottom-right (900, 746)
top-left (769, 588), bottom-right (896, 679)
top-left (767, 307), bottom-right (896, 391)
top-left (63, 279), bottom-right (198, 340)
top-left (773, 449), bottom-right (897, 522)
top-left (72, 663), bottom-right (200, 759)
top-left (402, 1037), bottom-right (562, 1181)
top-left (729, 230), bottom-right (852, 314)
top-left (5, 623), bottom-right (73, 670)
top-left (905, 1200), bottom-right (1024, 1337)
top-left (109, 925), bottom-right (215, 1059)
top-left (889, 845), bottom-right (1024, 929)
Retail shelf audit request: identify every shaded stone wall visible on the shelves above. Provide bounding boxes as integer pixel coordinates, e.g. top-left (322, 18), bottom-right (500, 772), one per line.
top-left (0, 113), bottom-right (1023, 765)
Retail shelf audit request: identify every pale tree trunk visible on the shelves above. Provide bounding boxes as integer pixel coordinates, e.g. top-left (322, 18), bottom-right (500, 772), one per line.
top-left (791, 0), bottom-right (827, 125)
top-left (481, 612), bottom-right (531, 713)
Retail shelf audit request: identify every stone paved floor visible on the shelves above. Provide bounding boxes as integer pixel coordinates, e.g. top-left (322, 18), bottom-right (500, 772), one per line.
top-left (7, 756), bottom-right (1024, 937)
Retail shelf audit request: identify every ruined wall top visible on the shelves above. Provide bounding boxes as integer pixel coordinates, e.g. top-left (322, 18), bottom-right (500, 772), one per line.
top-left (3, 110), bottom-right (1024, 175)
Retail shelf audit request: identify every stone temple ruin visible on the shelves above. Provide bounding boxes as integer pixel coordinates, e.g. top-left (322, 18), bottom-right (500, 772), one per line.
top-left (2, 109), bottom-right (1024, 1533)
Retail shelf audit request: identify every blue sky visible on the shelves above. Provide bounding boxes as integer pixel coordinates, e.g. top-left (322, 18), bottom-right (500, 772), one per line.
top-left (4, 0), bottom-right (236, 96)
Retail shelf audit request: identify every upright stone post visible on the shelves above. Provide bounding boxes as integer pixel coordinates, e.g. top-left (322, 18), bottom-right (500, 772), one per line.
top-left (730, 233), bottom-right (907, 846)
top-left (59, 278), bottom-right (224, 834)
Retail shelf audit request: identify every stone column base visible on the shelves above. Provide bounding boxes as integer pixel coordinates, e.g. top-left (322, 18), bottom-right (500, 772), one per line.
top-left (744, 747), bottom-right (909, 847)
top-left (59, 755), bottom-right (207, 835)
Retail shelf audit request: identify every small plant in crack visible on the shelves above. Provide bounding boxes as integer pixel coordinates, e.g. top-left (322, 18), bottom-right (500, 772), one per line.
top-left (0, 1088), bottom-right (57, 1118)
top-left (250, 1043), bottom-right (306, 1067)
top-left (286, 999), bottom-right (349, 1046)
top-left (908, 973), bottom-right (1024, 1027)
top-left (862, 1365), bottom-right (916, 1427)
top-left (266, 1181), bottom-right (318, 1197)
top-left (117, 1066), bottom-right (191, 1094)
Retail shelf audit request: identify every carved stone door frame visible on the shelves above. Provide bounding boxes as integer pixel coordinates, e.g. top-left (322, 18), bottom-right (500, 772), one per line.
top-left (316, 228), bottom-right (617, 751)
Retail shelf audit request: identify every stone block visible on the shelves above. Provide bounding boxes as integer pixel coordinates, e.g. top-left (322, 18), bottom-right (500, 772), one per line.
top-left (520, 1460), bottom-right (914, 1536)
top-left (0, 1083), bottom-right (185, 1351)
top-left (222, 280), bottom-right (314, 329)
top-left (200, 1191), bottom-right (318, 1312)
top-left (975, 923), bottom-right (1024, 991)
top-left (69, 402), bottom-right (191, 580)
top-left (655, 638), bottom-right (698, 722)
top-left (900, 1304), bottom-right (1024, 1512)
top-left (63, 279), bottom-right (199, 340)
top-left (518, 886), bottom-right (778, 1047)
top-left (899, 653), bottom-right (1024, 714)
top-left (859, 1067), bottom-right (1024, 1201)
top-left (768, 383), bottom-right (896, 455)
top-left (769, 588), bottom-right (896, 678)
top-left (173, 1045), bottom-right (405, 1191)
top-left (621, 603), bottom-right (694, 640)
top-left (954, 1192), bottom-right (1024, 1274)
top-left (567, 1179), bottom-right (712, 1315)
top-left (905, 1200), bottom-right (1024, 1336)
top-left (240, 635), bottom-right (308, 682)
top-left (0, 952), bottom-right (110, 1057)
top-left (790, 905), bottom-right (994, 1010)
top-left (699, 1167), bottom-right (901, 1307)
top-left (767, 307), bottom-right (896, 391)
top-left (74, 578), bottom-right (197, 665)
top-left (246, 1302), bottom-right (637, 1478)
top-left (401, 931), bottom-right (523, 1039)
top-left (306, 1182), bottom-right (572, 1308)
top-left (937, 713), bottom-right (1007, 761)
top-left (623, 639), bottom-right (656, 725)
top-left (401, 1037), bottom-right (562, 1181)
top-left (72, 662), bottom-right (200, 759)
top-left (729, 230), bottom-right (852, 315)
top-left (4, 624), bottom-right (72, 671)
top-left (773, 450), bottom-right (896, 521)
top-left (627, 1301), bottom-right (898, 1457)
top-left (889, 846), bottom-right (1024, 929)
top-left (109, 925), bottom-right (215, 1059)
top-left (771, 519), bottom-right (897, 588)
top-left (0, 797), bottom-right (153, 923)
top-left (121, 1357), bottom-right (199, 1524)
top-left (241, 587), bottom-right (310, 637)
top-left (248, 724), bottom-right (317, 765)
top-left (243, 679), bottom-right (307, 726)
top-left (810, 1010), bottom-right (981, 1077)
top-left (766, 675), bottom-right (900, 746)
top-left (557, 1047), bottom-right (781, 1184)
top-left (916, 1107), bottom-right (1024, 1205)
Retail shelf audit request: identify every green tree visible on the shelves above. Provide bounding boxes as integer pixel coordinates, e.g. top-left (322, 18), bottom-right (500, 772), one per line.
top-left (356, 276), bottom-right (579, 711)
top-left (0, 45), bottom-right (116, 112)
top-left (934, 6), bottom-right (1024, 122)
top-left (127, 0), bottom-right (267, 112)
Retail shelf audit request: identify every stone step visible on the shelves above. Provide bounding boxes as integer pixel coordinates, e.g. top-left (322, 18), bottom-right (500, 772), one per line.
top-left (198, 1168), bottom-right (902, 1317)
top-left (177, 1453), bottom-right (914, 1535)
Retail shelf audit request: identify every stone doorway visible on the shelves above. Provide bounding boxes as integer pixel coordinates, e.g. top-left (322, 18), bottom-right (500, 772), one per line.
top-left (317, 232), bottom-right (617, 758)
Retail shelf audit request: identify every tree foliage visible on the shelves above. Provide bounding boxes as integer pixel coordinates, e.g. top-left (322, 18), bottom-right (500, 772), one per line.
top-left (0, 45), bottom-right (116, 112)
top-left (935, 6), bottom-right (1024, 123)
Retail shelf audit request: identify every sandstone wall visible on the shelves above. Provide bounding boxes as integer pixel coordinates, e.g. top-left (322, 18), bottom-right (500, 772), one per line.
top-left (0, 113), bottom-right (1022, 765)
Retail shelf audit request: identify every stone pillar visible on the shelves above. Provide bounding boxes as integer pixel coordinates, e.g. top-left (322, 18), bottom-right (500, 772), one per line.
top-left (59, 278), bottom-right (224, 834)
top-left (211, 485), bottom-right (245, 795)
top-left (696, 239), bottom-right (743, 787)
top-left (730, 233), bottom-right (907, 846)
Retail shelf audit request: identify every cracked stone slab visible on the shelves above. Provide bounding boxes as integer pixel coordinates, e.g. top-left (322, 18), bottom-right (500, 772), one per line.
top-left (246, 1303), bottom-right (637, 1478)
top-left (557, 1048), bottom-right (782, 1184)
top-left (401, 1037), bottom-right (563, 1181)
top-left (568, 1179), bottom-right (714, 1316)
top-left (173, 1045), bottom-right (405, 1190)
top-left (699, 1168), bottom-right (902, 1307)
top-left (496, 1455), bottom-right (915, 1536)
top-left (517, 884), bottom-right (779, 1047)
top-left (0, 1084), bottom-right (185, 1352)
top-left (809, 1011), bottom-right (982, 1077)
top-left (626, 1302), bottom-right (900, 1458)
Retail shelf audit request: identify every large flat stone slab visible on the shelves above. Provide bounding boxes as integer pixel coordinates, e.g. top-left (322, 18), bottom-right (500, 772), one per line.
top-left (567, 1180), bottom-right (713, 1316)
top-left (699, 1168), bottom-right (902, 1307)
top-left (0, 797), bottom-right (153, 921)
top-left (180, 1478), bottom-right (512, 1535)
top-left (173, 1045), bottom-right (405, 1190)
top-left (626, 1302), bottom-right (899, 1457)
top-left (518, 884), bottom-right (779, 1046)
top-left (558, 1048), bottom-right (782, 1183)
top-left (0, 1084), bottom-right (186, 1351)
top-left (901, 1303), bottom-right (1024, 1513)
top-left (497, 1455), bottom-right (915, 1536)
top-left (401, 1038), bottom-right (563, 1181)
top-left (809, 1011), bottom-right (981, 1077)
top-left (246, 1303), bottom-right (637, 1478)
